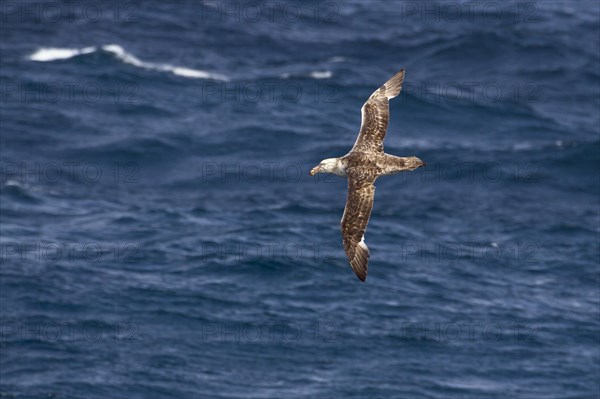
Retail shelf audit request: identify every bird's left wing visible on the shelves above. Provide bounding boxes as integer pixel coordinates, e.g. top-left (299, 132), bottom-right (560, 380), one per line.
top-left (352, 69), bottom-right (405, 153)
top-left (340, 169), bottom-right (377, 281)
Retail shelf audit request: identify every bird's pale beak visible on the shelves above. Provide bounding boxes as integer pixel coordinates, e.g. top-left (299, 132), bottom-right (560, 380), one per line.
top-left (309, 166), bottom-right (320, 176)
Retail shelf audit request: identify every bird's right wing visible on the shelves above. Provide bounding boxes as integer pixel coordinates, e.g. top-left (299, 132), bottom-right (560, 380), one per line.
top-left (351, 69), bottom-right (405, 153)
top-left (340, 170), bottom-right (377, 281)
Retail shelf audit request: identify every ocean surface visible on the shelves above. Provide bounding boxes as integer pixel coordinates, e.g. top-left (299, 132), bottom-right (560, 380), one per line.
top-left (1, 1), bottom-right (599, 398)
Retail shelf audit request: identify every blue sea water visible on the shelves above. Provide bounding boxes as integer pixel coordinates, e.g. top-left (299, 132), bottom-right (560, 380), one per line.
top-left (1, 0), bottom-right (599, 398)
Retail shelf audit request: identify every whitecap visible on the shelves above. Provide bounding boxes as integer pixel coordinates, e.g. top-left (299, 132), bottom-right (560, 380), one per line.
top-left (310, 71), bottom-right (332, 79)
top-left (101, 44), bottom-right (146, 68)
top-left (4, 179), bottom-right (22, 187)
top-left (28, 44), bottom-right (228, 81)
top-left (512, 142), bottom-right (533, 151)
top-left (101, 44), bottom-right (229, 81)
top-left (171, 67), bottom-right (220, 79)
top-left (29, 46), bottom-right (96, 62)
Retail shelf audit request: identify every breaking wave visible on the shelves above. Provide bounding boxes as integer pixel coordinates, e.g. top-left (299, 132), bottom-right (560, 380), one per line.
top-left (28, 45), bottom-right (229, 81)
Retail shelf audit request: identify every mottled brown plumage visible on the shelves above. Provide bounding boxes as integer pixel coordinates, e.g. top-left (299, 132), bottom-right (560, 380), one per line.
top-left (352, 69), bottom-right (406, 153)
top-left (310, 69), bottom-right (425, 281)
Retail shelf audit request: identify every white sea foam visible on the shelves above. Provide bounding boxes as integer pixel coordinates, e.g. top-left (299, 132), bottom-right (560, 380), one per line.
top-left (28, 44), bottom-right (228, 81)
top-left (101, 44), bottom-right (145, 68)
top-left (310, 70), bottom-right (332, 79)
top-left (170, 67), bottom-right (216, 79)
top-left (29, 47), bottom-right (97, 61)
top-left (280, 71), bottom-right (332, 79)
top-left (101, 44), bottom-right (229, 81)
top-left (4, 179), bottom-right (22, 187)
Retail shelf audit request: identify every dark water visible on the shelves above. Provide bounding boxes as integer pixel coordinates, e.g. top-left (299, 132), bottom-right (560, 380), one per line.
top-left (1, 1), bottom-right (599, 398)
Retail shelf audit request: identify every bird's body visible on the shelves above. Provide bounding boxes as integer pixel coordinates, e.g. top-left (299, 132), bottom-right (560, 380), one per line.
top-left (310, 69), bottom-right (425, 281)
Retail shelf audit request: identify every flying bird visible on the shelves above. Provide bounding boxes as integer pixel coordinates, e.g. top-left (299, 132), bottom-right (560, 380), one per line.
top-left (309, 69), bottom-right (425, 281)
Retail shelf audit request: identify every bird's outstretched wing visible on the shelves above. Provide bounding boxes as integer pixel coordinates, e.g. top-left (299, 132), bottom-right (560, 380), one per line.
top-left (352, 69), bottom-right (405, 153)
top-left (340, 169), bottom-right (377, 281)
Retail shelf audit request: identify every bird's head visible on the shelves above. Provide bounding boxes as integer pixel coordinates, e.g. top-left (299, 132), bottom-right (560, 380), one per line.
top-left (310, 158), bottom-right (341, 176)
